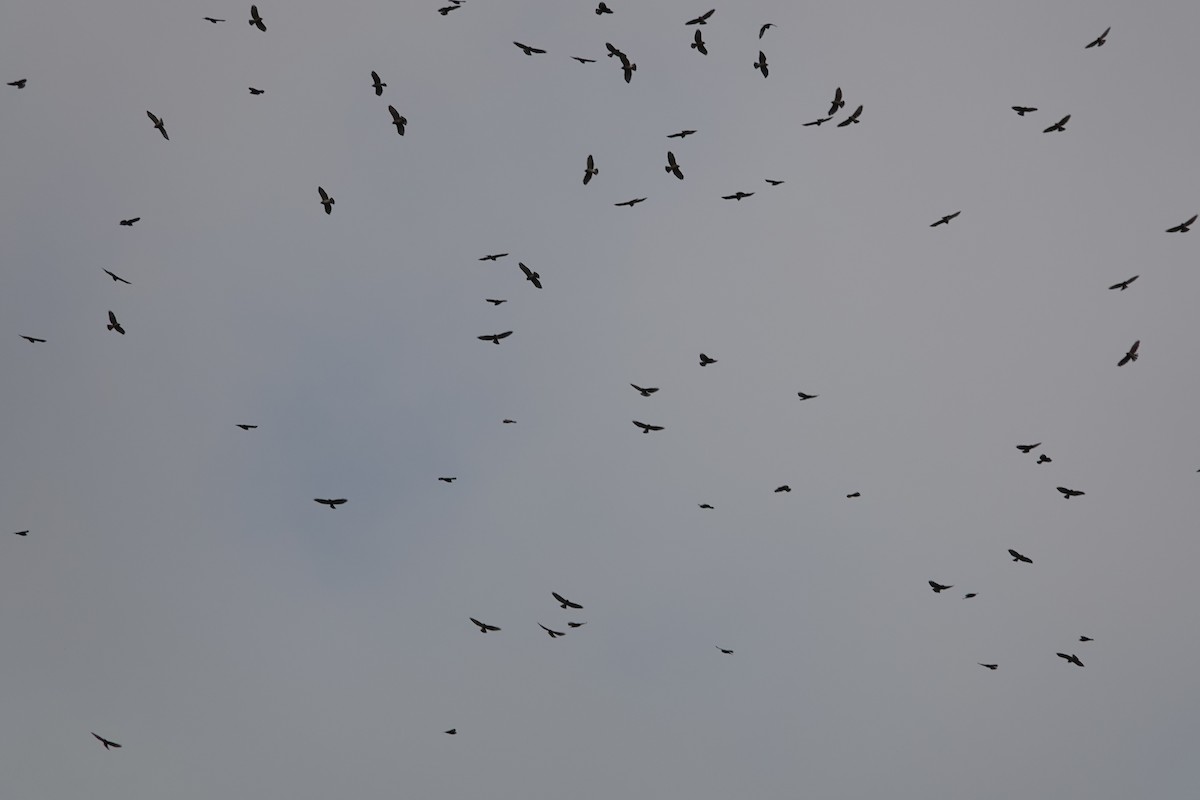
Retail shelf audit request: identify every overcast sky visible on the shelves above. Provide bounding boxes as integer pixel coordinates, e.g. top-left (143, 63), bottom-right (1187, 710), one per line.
top-left (4, 1), bottom-right (1200, 798)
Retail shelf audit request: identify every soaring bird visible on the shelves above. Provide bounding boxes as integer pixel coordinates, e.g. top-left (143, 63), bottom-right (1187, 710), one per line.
top-left (478, 331), bottom-right (513, 344)
top-left (203, 16), bottom-right (225, 23)
top-left (1037, 454), bottom-right (1052, 464)
top-left (479, 253), bottom-right (508, 261)
top-left (605, 42), bottom-right (626, 59)
top-left (567, 622), bottom-right (586, 628)
top-left (1085, 26), bottom-right (1110, 48)
top-left (370, 71), bottom-right (387, 96)
top-left (979, 663), bottom-right (998, 670)
top-left (146, 110), bottom-right (168, 140)
top-left (617, 53), bottom-right (636, 83)
top-left (828, 87), bottom-right (845, 115)
top-left (1166, 214), bottom-right (1197, 233)
top-left (437, 5), bottom-right (460, 15)
top-left (699, 504), bottom-right (714, 509)
top-left (502, 419), bottom-right (516, 424)
top-left (1079, 635), bottom-right (1094, 642)
top-left (470, 617), bottom-right (500, 633)
top-left (444, 728), bottom-right (457, 735)
top-left (765, 179), bottom-right (785, 186)
top-left (631, 384), bottom-right (659, 396)
top-left (106, 311), bottom-right (125, 335)
top-left (314, 498), bottom-right (347, 509)
top-left (699, 353), bottom-right (717, 366)
top-left (686, 9), bottom-right (714, 25)
top-left (20, 336), bottom-right (46, 343)
top-left (1056, 487), bottom-right (1084, 499)
top-left (595, 2), bottom-right (613, 14)
top-left (103, 269), bottom-right (132, 284)
top-left (716, 646), bottom-right (734, 654)
top-left (318, 186), bottom-right (334, 214)
top-left (759, 23), bottom-right (776, 39)
top-left (1117, 339), bottom-right (1140, 366)
top-left (796, 392), bottom-right (818, 400)
top-left (485, 298), bottom-right (507, 306)
top-left (236, 424), bottom-right (258, 430)
top-left (1016, 442), bottom-right (1041, 453)
top-left (774, 485), bottom-right (791, 493)
top-left (519, 262), bottom-right (542, 288)
top-left (119, 217), bottom-right (140, 226)
top-left (438, 477), bottom-right (456, 483)
top-left (91, 732), bottom-right (121, 750)
top-left (930, 211), bottom-right (961, 227)
top-left (248, 87), bottom-right (264, 95)
top-left (571, 56), bottom-right (597, 64)
top-left (963, 593), bottom-right (977, 599)
top-left (1009, 548), bottom-right (1033, 563)
top-left (552, 592), bottom-right (582, 609)
top-left (1043, 114), bottom-right (1070, 133)
top-left (1012, 106), bottom-right (1037, 116)
top-left (1109, 275), bottom-right (1138, 291)
top-left (846, 492), bottom-right (861, 498)
top-left (722, 191), bottom-right (754, 200)
top-left (7, 79), bottom-right (27, 88)
top-left (583, 154), bottom-right (598, 185)
top-left (837, 105), bottom-right (863, 126)
top-left (388, 106), bottom-right (407, 135)
top-left (539, 623), bottom-right (565, 638)
top-left (753, 51), bottom-right (768, 78)
top-left (249, 5), bottom-right (266, 31)
top-left (614, 197), bottom-right (646, 207)
top-left (691, 30), bottom-right (708, 55)
top-left (513, 41), bottom-right (546, 56)
top-left (632, 420), bottom-right (664, 433)
top-left (929, 581), bottom-right (953, 593)
top-left (668, 129), bottom-right (697, 138)
top-left (1057, 652), bottom-right (1085, 667)
top-left (803, 116), bottom-right (833, 127)
top-left (13, 530), bottom-right (29, 536)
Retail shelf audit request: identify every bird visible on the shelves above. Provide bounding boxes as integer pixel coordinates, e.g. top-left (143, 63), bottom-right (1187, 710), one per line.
top-left (583, 154), bottom-right (598, 185)
top-left (438, 477), bottom-right (456, 483)
top-left (485, 299), bottom-right (507, 306)
top-left (1037, 454), bottom-right (1052, 464)
top-left (699, 353), bottom-right (717, 366)
top-left (478, 331), bottom-right (513, 344)
top-left (106, 311), bottom-right (125, 335)
top-left (837, 105), bottom-right (863, 126)
top-left (571, 56), bottom-right (597, 64)
top-left (470, 617), bottom-right (500, 633)
top-left (567, 622), bottom-right (586, 628)
top-left (552, 592), bottom-right (582, 609)
top-left (444, 729), bottom-right (457, 735)
top-left (91, 732), bottom-right (121, 750)
top-left (1166, 214), bottom-right (1197, 233)
top-left (1117, 339), bottom-right (1140, 366)
top-left (846, 492), bottom-right (861, 498)
top-left (978, 663), bottom-right (998, 670)
top-left (387, 106), bottom-right (407, 135)
top-left (437, 5), bottom-right (460, 15)
top-left (1085, 26), bottom-right (1111, 48)
top-left (1079, 635), bottom-right (1094, 642)
top-left (318, 186), bottom-right (334, 215)
top-left (753, 51), bottom-right (769, 78)
top-left (617, 53), bottom-right (637, 83)
top-left (828, 87), bottom-right (845, 115)
top-left (803, 116), bottom-right (833, 127)
top-left (930, 211), bottom-right (961, 227)
top-left (774, 485), bottom-right (791, 493)
top-left (1108, 275), bottom-right (1139, 291)
top-left (249, 5), bottom-right (266, 31)
top-left (479, 253), bottom-right (508, 261)
top-left (313, 498), bottom-right (347, 509)
top-left (691, 30), bottom-right (708, 55)
top-left (722, 191), bottom-right (754, 200)
top-left (765, 179), bottom-right (785, 186)
top-left (631, 384), bottom-right (659, 396)
top-left (686, 9), bottom-right (714, 25)
top-left (519, 263), bottom-right (542, 288)
top-left (1016, 442), bottom-right (1041, 453)
top-left (668, 129), bottom-right (697, 138)
top-left (759, 23), bottom-right (776, 39)
top-left (236, 424), bottom-right (258, 430)
top-left (929, 581), bottom-right (953, 593)
top-left (13, 530), bottom-right (29, 536)
top-left (103, 269), bottom-right (132, 284)
top-left (963, 593), bottom-right (977, 599)
top-left (604, 42), bottom-right (626, 59)
top-left (370, 71), bottom-right (386, 96)
top-left (796, 392), bottom-right (818, 400)
top-left (716, 646), bottom-right (734, 654)
top-left (1057, 487), bottom-right (1084, 499)
top-left (1043, 114), bottom-right (1071, 133)
top-left (539, 623), bottom-right (565, 638)
top-left (632, 420), bottom-right (664, 433)
top-left (513, 41), bottom-right (546, 56)
top-left (20, 336), bottom-right (46, 343)
top-left (7, 78), bottom-right (27, 88)
top-left (595, 2), bottom-right (613, 14)
top-left (118, 217), bottom-right (140, 226)
top-left (203, 17), bottom-right (225, 23)
top-left (1057, 652), bottom-right (1085, 667)
top-left (698, 504), bottom-right (714, 509)
top-left (614, 197), bottom-right (646, 207)
top-left (502, 419), bottom-right (516, 424)
top-left (1009, 548), bottom-right (1033, 564)
top-left (248, 87), bottom-right (264, 95)
top-left (146, 110), bottom-right (168, 140)
top-left (1012, 106), bottom-right (1037, 116)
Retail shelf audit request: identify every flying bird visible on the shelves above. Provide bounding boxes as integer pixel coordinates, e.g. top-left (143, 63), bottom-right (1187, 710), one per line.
top-left (796, 392), bottom-right (818, 400)
top-left (699, 353), bottom-right (717, 366)
top-left (513, 41), bottom-right (546, 56)
top-left (837, 105), bottom-right (863, 126)
top-left (437, 5), bottom-right (460, 15)
top-left (519, 262), bottom-right (542, 288)
top-left (1079, 635), bottom-right (1094, 642)
top-left (632, 420), bottom-right (664, 433)
top-left (614, 197), bottom-right (646, 207)
top-left (846, 492), bottom-right (861, 498)
top-left (828, 87), bottom-right (845, 115)
top-left (774, 485), bottom-right (791, 493)
top-left (1012, 106), bottom-right (1037, 116)
top-left (1085, 26), bottom-right (1111, 48)
top-left (388, 106), bottom-right (407, 134)
top-left (686, 9), bottom-right (714, 25)
top-left (753, 51), bottom-right (768, 78)
top-left (583, 154), bottom-right (598, 185)
top-left (370, 71), bottom-right (387, 96)
top-left (668, 129), bottom-right (696, 138)
top-left (318, 186), bottom-right (334, 214)
top-left (1056, 487), bottom-right (1084, 499)
top-left (691, 30), bottom-right (708, 55)
top-left (765, 179), bottom-right (784, 186)
top-left (91, 732), bottom-right (121, 750)
top-left (567, 622), bottom-right (586, 628)
top-left (485, 298), bottom-right (507, 305)
top-left (759, 23), bottom-right (776, 39)
top-left (571, 56), bottom-right (597, 64)
top-left (539, 623), bottom-right (565, 638)
top-left (1009, 548), bottom-right (1033, 563)
top-left (470, 617), bottom-right (500, 633)
top-left (631, 384), bottom-right (659, 396)
top-left (698, 504), bottom-right (714, 509)
top-left (604, 42), bottom-right (626, 59)
top-left (438, 477), bottom-right (456, 483)
top-left (502, 419), bottom-right (516, 424)
top-left (930, 211), bottom-right (961, 227)
top-left (1108, 275), bottom-right (1138, 291)
top-left (103, 269), bottom-right (132, 284)
top-left (1016, 442), bottom-right (1041, 453)
top-left (146, 110), bottom-right (168, 140)
top-left (203, 17), bottom-right (225, 23)
top-left (978, 663), bottom-right (998, 670)
top-left (595, 2), bottom-right (613, 14)
top-left (7, 78), bottom-right (27, 88)
top-left (20, 335), bottom-right (46, 343)
top-left (1037, 454), bottom-right (1052, 464)
top-left (106, 311), bottom-right (125, 335)
top-left (444, 728), bottom-right (457, 735)
top-left (803, 116), bottom-right (833, 127)
top-left (119, 217), bottom-right (140, 226)
top-left (722, 191), bottom-right (754, 200)
top-left (617, 54), bottom-right (636, 83)
top-left (13, 530), bottom-right (29, 536)
top-left (552, 592), bottom-right (582, 609)
top-left (929, 581), bottom-right (953, 593)
top-left (248, 87), bottom-right (264, 95)
top-left (716, 646), bottom-right (734, 654)
top-left (1043, 114), bottom-right (1071, 133)
top-left (314, 498), bottom-right (347, 508)
top-left (1117, 339), bottom-right (1140, 366)
top-left (963, 593), bottom-right (977, 599)
top-left (479, 253), bottom-right (508, 261)
top-left (478, 331), bottom-right (513, 344)
top-left (236, 424), bottom-right (258, 430)
top-left (249, 5), bottom-right (266, 31)
top-left (1166, 214), bottom-right (1197, 233)
top-left (1057, 652), bottom-right (1085, 667)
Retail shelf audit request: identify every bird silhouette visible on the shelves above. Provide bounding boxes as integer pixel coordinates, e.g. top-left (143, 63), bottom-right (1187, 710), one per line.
top-left (1057, 652), bottom-right (1085, 667)
top-left (146, 110), bottom-right (168, 140)
top-left (1043, 114), bottom-right (1070, 133)
top-left (437, 4), bottom-right (460, 15)
top-left (1117, 339), bottom-right (1140, 366)
top-left (485, 299), bottom-right (507, 306)
top-left (759, 23), bottom-right (776, 39)
top-left (753, 51), bottom-right (769, 78)
top-left (318, 187), bottom-right (334, 214)
top-left (716, 646), bottom-right (734, 654)
top-left (513, 42), bottom-right (546, 56)
top-left (388, 106), bottom-right (407, 135)
top-left (479, 253), bottom-right (508, 261)
top-left (846, 492), bottom-right (861, 498)
top-left (803, 117), bottom-right (834, 127)
top-left (571, 56), bottom-right (597, 64)
top-left (104, 269), bottom-right (132, 284)
top-left (119, 217), bottom-right (140, 226)
top-left (796, 392), bottom-right (818, 400)
top-left (539, 623), bottom-right (566, 638)
top-left (203, 16), bottom-right (225, 23)
top-left (691, 30), bottom-right (708, 55)
top-left (1057, 487), bottom-right (1084, 499)
top-left (698, 503), bottom-right (714, 509)
top-left (20, 335), bottom-right (46, 343)
top-left (438, 477), bottom-right (456, 483)
top-left (248, 87), bottom-right (264, 95)
top-left (1085, 26), bottom-right (1111, 48)
top-left (595, 3), bottom-right (613, 14)
top-left (605, 42), bottom-right (626, 59)
top-left (314, 498), bottom-right (347, 509)
top-left (470, 617), bottom-right (500, 633)
top-left (1016, 443), bottom-right (1041, 453)
top-left (837, 105), bottom-right (863, 126)
top-left (774, 485), bottom-right (791, 493)
top-left (828, 87), bottom-right (845, 115)
top-left (1037, 454), bottom-right (1052, 464)
top-left (249, 5), bottom-right (266, 31)
top-left (979, 663), bottom-right (998, 670)
top-left (686, 9), bottom-right (715, 25)
top-left (92, 732), bottom-right (122, 750)
top-left (13, 530), bottom-right (29, 536)
top-left (963, 593), bottom-right (977, 599)
top-left (699, 353), bottom-right (717, 366)
top-left (1012, 106), bottom-right (1037, 116)
top-left (632, 420), bottom-right (664, 433)
top-left (614, 197), bottom-right (646, 207)
top-left (7, 79), bottom-right (27, 88)
top-left (930, 211), bottom-right (961, 227)
top-left (765, 179), bottom-right (784, 186)
top-left (370, 71), bottom-right (387, 96)
top-left (583, 154), bottom-right (598, 185)
top-left (929, 581), bottom-right (953, 593)
top-left (478, 331), bottom-right (513, 344)
top-left (1079, 635), bottom-right (1094, 642)
top-left (1108, 275), bottom-right (1138, 291)
top-left (444, 728), bottom-right (457, 735)
top-left (236, 424), bottom-right (258, 430)
top-left (665, 151), bottom-right (684, 179)
top-left (722, 191), bottom-right (754, 200)
top-left (1009, 549), bottom-right (1033, 563)
top-left (567, 621), bottom-right (586, 628)
top-left (668, 130), bottom-right (697, 138)
top-left (502, 419), bottom-right (516, 424)
top-left (1166, 214), bottom-right (1197, 233)
top-left (106, 311), bottom-right (125, 335)
top-left (552, 592), bottom-right (582, 609)
top-left (631, 384), bottom-right (659, 396)
top-left (519, 263), bottom-right (542, 288)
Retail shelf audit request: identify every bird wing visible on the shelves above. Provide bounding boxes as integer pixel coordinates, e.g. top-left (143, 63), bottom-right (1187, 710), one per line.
top-left (496, 330), bottom-right (512, 339)
top-left (331, 498), bottom-right (347, 505)
top-left (1129, 340), bottom-right (1140, 355)
top-left (633, 421), bottom-right (648, 430)
top-left (108, 310), bottom-right (118, 325)
top-left (667, 151), bottom-right (677, 167)
top-left (319, 187), bottom-right (329, 202)
top-left (519, 262), bottom-right (533, 278)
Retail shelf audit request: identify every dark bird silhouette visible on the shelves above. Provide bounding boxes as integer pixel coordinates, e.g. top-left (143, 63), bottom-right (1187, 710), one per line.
top-left (605, 42), bottom-right (626, 59)
top-left (796, 392), bottom-right (818, 400)
top-left (1037, 454), bottom-right (1052, 464)
top-left (614, 197), bottom-right (646, 207)
top-left (1043, 114), bottom-right (1070, 133)
top-left (571, 56), bottom-right (597, 64)
top-left (668, 129), bottom-right (697, 138)
top-left (1012, 106), bottom-right (1037, 116)
top-left (828, 87), bottom-right (845, 115)
top-left (618, 53), bottom-right (636, 83)
top-left (388, 106), bottom-right (407, 134)
top-left (803, 116), bottom-right (833, 127)
top-left (567, 621), bottom-right (586, 628)
top-left (1057, 652), bottom-right (1085, 667)
top-left (539, 623), bottom-right (565, 638)
top-left (104, 269), bottom-right (132, 284)
top-left (370, 71), bottom-right (387, 96)
top-left (106, 310), bottom-right (125, 335)
top-left (759, 23), bottom-right (776, 39)
top-left (478, 331), bottom-right (513, 344)
top-left (248, 87), bottom-right (264, 95)
top-left (691, 30), bottom-right (708, 55)
top-left (699, 353), bottom-right (717, 366)
top-left (203, 17), bottom-right (225, 23)
top-left (444, 728), bottom-right (457, 735)
top-left (846, 492), bottom-right (861, 498)
top-left (1117, 339), bottom-right (1140, 366)
top-left (519, 262), bottom-right (542, 288)
top-left (7, 78), bottom-right (27, 88)
top-left (1009, 548), bottom-right (1033, 564)
top-left (552, 592), bottom-right (582, 609)
top-left (1085, 26), bottom-right (1111, 48)
top-left (146, 110), bottom-right (168, 140)
top-left (1166, 214), bottom-right (1197, 233)
top-left (722, 191), bottom-right (754, 200)
top-left (502, 419), bottom-right (516, 424)
top-left (485, 298), bottom-right (507, 305)
top-left (963, 593), bottom-right (977, 599)
top-left (1109, 275), bottom-right (1138, 291)
top-left (437, 5), bottom-right (460, 15)
top-left (774, 485), bottom-right (791, 493)
top-left (716, 646), bottom-right (733, 654)
top-left (699, 504), bottom-right (714, 509)
top-left (479, 253), bottom-right (508, 261)
top-left (631, 384), bottom-right (659, 396)
top-left (754, 51), bottom-right (768, 78)
top-left (249, 5), bottom-right (266, 31)
top-left (837, 105), bottom-right (863, 127)
top-left (1016, 443), bottom-right (1041, 453)
top-left (513, 41), bottom-right (546, 56)
top-left (596, 2), bottom-right (613, 14)
top-left (13, 530), bottom-right (29, 536)
top-left (92, 732), bottom-right (121, 750)
top-left (765, 179), bottom-right (784, 186)
top-left (119, 217), bottom-right (140, 226)
top-left (318, 186), bottom-right (334, 214)
top-left (633, 420), bottom-right (664, 433)
top-left (686, 9), bottom-right (714, 25)
top-left (314, 498), bottom-right (347, 508)
top-left (1079, 635), bottom-right (1094, 642)
top-left (236, 424), bottom-right (258, 430)
top-left (20, 335), bottom-right (46, 343)
top-left (979, 663), bottom-right (998, 670)
top-left (929, 581), bottom-right (953, 593)
top-left (930, 211), bottom-right (961, 227)
top-left (583, 154), bottom-right (598, 185)
top-left (470, 617), bottom-right (500, 633)
top-left (438, 477), bottom-right (456, 483)
top-left (1057, 487), bottom-right (1084, 499)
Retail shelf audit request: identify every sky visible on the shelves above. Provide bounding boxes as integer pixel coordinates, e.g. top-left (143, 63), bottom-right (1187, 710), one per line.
top-left (4, 1), bottom-right (1200, 798)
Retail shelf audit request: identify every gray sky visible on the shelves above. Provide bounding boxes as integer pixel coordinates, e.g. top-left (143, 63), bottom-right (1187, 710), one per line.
top-left (4, 1), bottom-right (1200, 798)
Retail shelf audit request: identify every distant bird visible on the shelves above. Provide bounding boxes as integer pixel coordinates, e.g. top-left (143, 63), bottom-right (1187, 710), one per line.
top-left (437, 478), bottom-right (457, 485)
top-left (846, 492), bottom-right (861, 498)
top-left (1057, 652), bottom-right (1085, 667)
top-left (929, 581), bottom-right (953, 593)
top-left (765, 179), bottom-right (784, 186)
top-left (979, 663), bottom-right (998, 670)
top-left (1085, 26), bottom-right (1111, 48)
top-left (1079, 635), bottom-right (1094, 642)
top-left (686, 9), bottom-right (714, 25)
top-left (519, 262), bottom-right (542, 288)
top-left (614, 197), bottom-right (646, 207)
top-left (1056, 487), bottom-right (1084, 499)
top-left (803, 116), bottom-right (833, 127)
top-left (668, 129), bottom-right (697, 138)
top-left (388, 106), bottom-right (407, 134)
top-left (20, 336), bottom-right (46, 343)
top-left (470, 617), bottom-right (500, 633)
top-left (203, 17), bottom-right (225, 23)
top-left (828, 87), bottom-right (845, 115)
top-left (1166, 214), bottom-right (1197, 233)
top-left (146, 110), bottom-right (168, 140)
top-left (235, 424), bottom-right (258, 430)
top-left (106, 310), bottom-right (125, 335)
top-left (539, 623), bottom-right (566, 638)
top-left (716, 646), bottom-right (733, 654)
top-left (513, 41), bottom-right (546, 56)
top-left (1108, 275), bottom-right (1138, 291)
top-left (318, 186), bottom-right (334, 214)
top-left (605, 42), bottom-right (626, 59)
top-left (963, 593), bottom-right (977, 599)
top-left (631, 384), bottom-right (659, 396)
top-left (1043, 114), bottom-right (1070, 133)
top-left (722, 191), bottom-right (754, 200)
top-left (618, 53), bottom-right (637, 83)
top-left (13, 530), bottom-right (29, 536)
top-left (7, 78), bottom-right (27, 88)
top-left (444, 729), bottom-right (457, 735)
top-left (479, 253), bottom-right (508, 261)
top-left (930, 211), bottom-right (961, 227)
top-left (1012, 106), bottom-right (1037, 116)
top-left (567, 622), bottom-right (586, 628)
top-left (774, 485), bottom-right (791, 493)
top-left (91, 732), bottom-right (121, 750)
top-left (571, 56), bottom-right (597, 64)
top-left (1036, 454), bottom-right (1052, 464)
top-left (370, 71), bottom-right (387, 96)
top-left (1016, 442), bottom-right (1041, 453)
top-left (119, 217), bottom-right (140, 226)
top-left (314, 498), bottom-right (347, 509)
top-left (552, 592), bottom-right (582, 609)
top-left (485, 298), bottom-right (507, 306)
top-left (478, 331), bottom-right (513, 344)
top-left (248, 87), bottom-right (264, 95)
top-left (595, 2), bottom-right (613, 14)
top-left (699, 353), bottom-right (717, 366)
top-left (753, 51), bottom-right (768, 78)
top-left (437, 5), bottom-right (460, 15)
top-left (796, 392), bottom-right (818, 400)
top-left (583, 154), bottom-right (598, 185)
top-left (837, 105), bottom-right (863, 127)
top-left (759, 23), bottom-right (776, 39)
top-left (691, 30), bottom-right (708, 55)
top-left (1117, 339), bottom-right (1140, 366)
top-left (103, 269), bottom-right (132, 284)
top-left (502, 419), bottom-right (516, 424)
top-left (249, 5), bottom-right (266, 31)
top-left (1009, 548), bottom-right (1033, 564)
top-left (698, 504), bottom-right (714, 509)
top-left (632, 420), bottom-right (664, 433)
